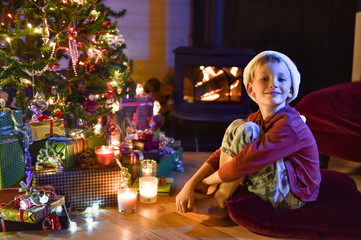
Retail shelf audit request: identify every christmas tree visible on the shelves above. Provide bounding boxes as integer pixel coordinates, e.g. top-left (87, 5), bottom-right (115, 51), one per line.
top-left (0, 0), bottom-right (135, 128)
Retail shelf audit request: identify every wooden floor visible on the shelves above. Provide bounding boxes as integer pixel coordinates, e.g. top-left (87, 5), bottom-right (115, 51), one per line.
top-left (1, 152), bottom-right (360, 240)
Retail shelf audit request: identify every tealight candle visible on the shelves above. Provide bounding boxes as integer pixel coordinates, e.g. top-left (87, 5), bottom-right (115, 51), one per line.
top-left (140, 159), bottom-right (157, 177)
top-left (139, 176), bottom-right (158, 204)
top-left (117, 188), bottom-right (137, 213)
top-left (94, 145), bottom-right (114, 166)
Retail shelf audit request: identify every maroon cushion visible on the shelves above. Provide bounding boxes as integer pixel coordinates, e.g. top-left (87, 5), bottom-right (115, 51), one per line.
top-left (295, 82), bottom-right (361, 162)
top-left (226, 169), bottom-right (361, 240)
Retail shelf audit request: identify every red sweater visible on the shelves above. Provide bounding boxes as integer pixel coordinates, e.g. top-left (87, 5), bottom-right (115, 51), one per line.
top-left (206, 105), bottom-right (321, 202)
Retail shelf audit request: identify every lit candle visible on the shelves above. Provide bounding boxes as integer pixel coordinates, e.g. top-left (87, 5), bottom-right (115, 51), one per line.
top-left (117, 188), bottom-right (137, 213)
top-left (94, 145), bottom-right (114, 166)
top-left (139, 176), bottom-right (158, 204)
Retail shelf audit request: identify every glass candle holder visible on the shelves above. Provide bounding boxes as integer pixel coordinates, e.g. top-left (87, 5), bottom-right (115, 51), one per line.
top-left (120, 168), bottom-right (131, 189)
top-left (140, 159), bottom-right (157, 177)
top-left (139, 176), bottom-right (158, 204)
top-left (94, 145), bottom-right (114, 166)
top-left (117, 188), bottom-right (137, 213)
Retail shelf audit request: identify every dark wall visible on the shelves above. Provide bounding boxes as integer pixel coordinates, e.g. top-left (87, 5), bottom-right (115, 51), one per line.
top-left (192, 0), bottom-right (357, 104)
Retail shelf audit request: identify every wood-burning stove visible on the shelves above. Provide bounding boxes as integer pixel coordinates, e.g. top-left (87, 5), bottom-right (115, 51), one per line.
top-left (173, 46), bottom-right (255, 122)
top-left (170, 46), bottom-right (255, 151)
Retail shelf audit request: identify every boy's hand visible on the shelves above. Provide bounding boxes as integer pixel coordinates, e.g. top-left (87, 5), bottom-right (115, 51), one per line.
top-left (176, 183), bottom-right (208, 213)
top-left (176, 183), bottom-right (194, 213)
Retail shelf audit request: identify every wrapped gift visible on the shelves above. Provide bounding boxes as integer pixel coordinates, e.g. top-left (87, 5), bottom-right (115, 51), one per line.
top-left (33, 166), bottom-right (124, 209)
top-left (0, 138), bottom-right (26, 188)
top-left (29, 118), bottom-right (65, 141)
top-left (0, 196), bottom-right (65, 224)
top-left (0, 109), bottom-right (22, 130)
top-left (0, 209), bottom-right (69, 232)
top-left (119, 97), bottom-right (154, 131)
top-left (132, 139), bottom-right (159, 151)
top-left (30, 133), bottom-right (105, 167)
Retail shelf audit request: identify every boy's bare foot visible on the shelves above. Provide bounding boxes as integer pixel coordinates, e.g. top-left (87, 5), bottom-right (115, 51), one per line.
top-left (194, 182), bottom-right (219, 195)
top-left (193, 195), bottom-right (228, 218)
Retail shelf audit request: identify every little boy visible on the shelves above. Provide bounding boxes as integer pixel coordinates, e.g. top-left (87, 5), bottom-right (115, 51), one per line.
top-left (176, 50), bottom-right (321, 214)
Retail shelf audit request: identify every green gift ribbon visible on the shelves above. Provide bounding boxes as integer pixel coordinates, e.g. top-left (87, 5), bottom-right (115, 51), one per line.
top-left (36, 141), bottom-right (66, 168)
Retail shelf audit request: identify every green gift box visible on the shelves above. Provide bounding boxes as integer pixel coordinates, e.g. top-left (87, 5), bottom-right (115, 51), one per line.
top-left (0, 138), bottom-right (26, 188)
top-left (0, 109), bottom-right (22, 130)
top-left (30, 133), bottom-right (105, 168)
top-left (30, 139), bottom-right (75, 169)
top-left (86, 133), bottom-right (106, 151)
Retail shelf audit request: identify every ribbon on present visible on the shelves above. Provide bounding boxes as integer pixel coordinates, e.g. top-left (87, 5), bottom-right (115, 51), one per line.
top-left (42, 212), bottom-right (61, 230)
top-left (0, 100), bottom-right (22, 128)
top-left (37, 141), bottom-right (62, 169)
top-left (16, 181), bottom-right (58, 207)
top-left (130, 152), bottom-right (138, 180)
top-left (159, 136), bottom-right (184, 172)
top-left (14, 195), bottom-right (33, 210)
top-left (48, 135), bottom-right (88, 163)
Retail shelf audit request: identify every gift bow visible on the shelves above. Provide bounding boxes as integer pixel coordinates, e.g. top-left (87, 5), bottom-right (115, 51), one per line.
top-left (37, 141), bottom-right (65, 168)
top-left (15, 181), bottom-right (57, 208)
top-left (36, 114), bottom-right (51, 122)
top-left (42, 212), bottom-right (61, 230)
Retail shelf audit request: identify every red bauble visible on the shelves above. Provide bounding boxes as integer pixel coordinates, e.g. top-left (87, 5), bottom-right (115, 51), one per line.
top-left (104, 20), bottom-right (111, 28)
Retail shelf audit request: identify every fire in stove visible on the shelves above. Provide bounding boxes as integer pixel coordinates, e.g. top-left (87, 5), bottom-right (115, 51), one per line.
top-left (183, 65), bottom-right (243, 103)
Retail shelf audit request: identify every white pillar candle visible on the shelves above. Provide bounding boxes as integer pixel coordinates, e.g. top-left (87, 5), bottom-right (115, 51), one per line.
top-left (117, 188), bottom-right (137, 213)
top-left (139, 176), bottom-right (158, 204)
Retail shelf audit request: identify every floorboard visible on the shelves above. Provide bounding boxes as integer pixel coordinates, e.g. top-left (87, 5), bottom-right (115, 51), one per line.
top-left (0, 152), bottom-right (360, 239)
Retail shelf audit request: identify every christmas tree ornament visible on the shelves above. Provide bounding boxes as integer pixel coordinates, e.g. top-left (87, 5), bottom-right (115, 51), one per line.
top-left (105, 89), bottom-right (115, 103)
top-left (103, 20), bottom-right (111, 28)
top-left (68, 26), bottom-right (79, 76)
top-left (28, 92), bottom-right (49, 119)
top-left (42, 18), bottom-right (50, 44)
top-left (83, 93), bottom-right (101, 115)
top-left (89, 9), bottom-right (100, 21)
top-left (106, 29), bottom-right (124, 49)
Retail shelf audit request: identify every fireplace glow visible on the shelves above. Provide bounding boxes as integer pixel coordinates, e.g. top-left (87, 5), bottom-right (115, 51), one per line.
top-left (186, 66), bottom-right (243, 103)
top-left (200, 89), bottom-right (221, 101)
top-left (196, 66), bottom-right (223, 87)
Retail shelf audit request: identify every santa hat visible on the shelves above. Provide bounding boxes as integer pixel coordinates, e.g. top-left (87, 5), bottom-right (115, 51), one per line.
top-left (243, 50), bottom-right (301, 104)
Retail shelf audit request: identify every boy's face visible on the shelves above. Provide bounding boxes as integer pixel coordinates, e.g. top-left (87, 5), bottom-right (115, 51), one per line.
top-left (247, 60), bottom-right (293, 111)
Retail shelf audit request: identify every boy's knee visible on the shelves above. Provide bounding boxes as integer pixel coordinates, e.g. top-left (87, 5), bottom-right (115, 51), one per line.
top-left (242, 122), bottom-right (262, 144)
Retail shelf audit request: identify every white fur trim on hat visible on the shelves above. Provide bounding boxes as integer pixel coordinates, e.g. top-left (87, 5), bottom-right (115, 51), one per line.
top-left (243, 50), bottom-right (300, 104)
